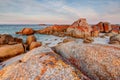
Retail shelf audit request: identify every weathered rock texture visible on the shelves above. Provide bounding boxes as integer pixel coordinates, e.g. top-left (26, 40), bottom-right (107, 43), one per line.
top-left (0, 43), bottom-right (25, 62)
top-left (67, 18), bottom-right (92, 38)
top-left (55, 42), bottom-right (120, 80)
top-left (0, 46), bottom-right (89, 80)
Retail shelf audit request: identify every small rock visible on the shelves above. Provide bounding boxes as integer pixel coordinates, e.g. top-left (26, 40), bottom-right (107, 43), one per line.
top-left (63, 38), bottom-right (75, 43)
top-left (29, 42), bottom-right (42, 50)
top-left (83, 37), bottom-right (94, 43)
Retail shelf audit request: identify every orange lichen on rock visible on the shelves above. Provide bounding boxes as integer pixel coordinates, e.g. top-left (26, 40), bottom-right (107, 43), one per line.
top-left (55, 41), bottom-right (120, 80)
top-left (0, 46), bottom-right (89, 80)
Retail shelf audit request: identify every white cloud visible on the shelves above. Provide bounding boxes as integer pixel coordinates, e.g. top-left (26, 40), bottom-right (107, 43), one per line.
top-left (0, 0), bottom-right (119, 24)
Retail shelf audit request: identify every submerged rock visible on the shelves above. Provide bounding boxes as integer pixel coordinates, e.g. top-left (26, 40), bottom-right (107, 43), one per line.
top-left (55, 41), bottom-right (120, 80)
top-left (0, 46), bottom-right (89, 80)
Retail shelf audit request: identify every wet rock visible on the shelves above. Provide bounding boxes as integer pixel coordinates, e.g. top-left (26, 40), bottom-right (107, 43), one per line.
top-left (55, 42), bottom-right (120, 80)
top-left (29, 42), bottom-right (42, 50)
top-left (0, 46), bottom-right (89, 80)
top-left (14, 38), bottom-right (23, 43)
top-left (0, 34), bottom-right (23, 45)
top-left (0, 43), bottom-right (25, 62)
top-left (0, 34), bottom-right (14, 45)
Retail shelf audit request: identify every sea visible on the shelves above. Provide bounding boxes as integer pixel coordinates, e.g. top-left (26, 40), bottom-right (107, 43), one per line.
top-left (0, 24), bottom-right (67, 47)
top-left (0, 24), bottom-right (110, 47)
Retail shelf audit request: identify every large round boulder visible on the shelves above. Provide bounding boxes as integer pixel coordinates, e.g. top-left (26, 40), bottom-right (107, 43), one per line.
top-left (55, 41), bottom-right (120, 80)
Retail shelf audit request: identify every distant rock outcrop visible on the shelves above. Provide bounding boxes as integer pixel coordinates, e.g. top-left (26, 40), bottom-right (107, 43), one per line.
top-left (67, 18), bottom-right (92, 38)
top-left (16, 28), bottom-right (34, 35)
top-left (37, 25), bottom-right (69, 35)
top-left (96, 22), bottom-right (112, 33)
top-left (55, 41), bottom-right (120, 80)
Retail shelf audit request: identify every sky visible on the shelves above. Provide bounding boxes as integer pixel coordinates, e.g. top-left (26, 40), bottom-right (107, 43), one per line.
top-left (0, 0), bottom-right (120, 24)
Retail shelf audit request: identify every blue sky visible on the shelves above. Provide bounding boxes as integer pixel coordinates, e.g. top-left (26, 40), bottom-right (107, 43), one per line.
top-left (0, 0), bottom-right (120, 24)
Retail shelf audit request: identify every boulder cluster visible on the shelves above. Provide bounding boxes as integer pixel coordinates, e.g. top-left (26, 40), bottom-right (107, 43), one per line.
top-left (33, 18), bottom-right (119, 40)
top-left (0, 34), bottom-right (42, 62)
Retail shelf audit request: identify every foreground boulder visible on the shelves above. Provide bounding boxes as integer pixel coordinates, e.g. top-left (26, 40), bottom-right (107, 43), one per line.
top-left (67, 18), bottom-right (92, 38)
top-left (0, 46), bottom-right (89, 80)
top-left (109, 34), bottom-right (120, 44)
top-left (0, 44), bottom-right (25, 62)
top-left (16, 28), bottom-right (34, 35)
top-left (55, 42), bottom-right (120, 80)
